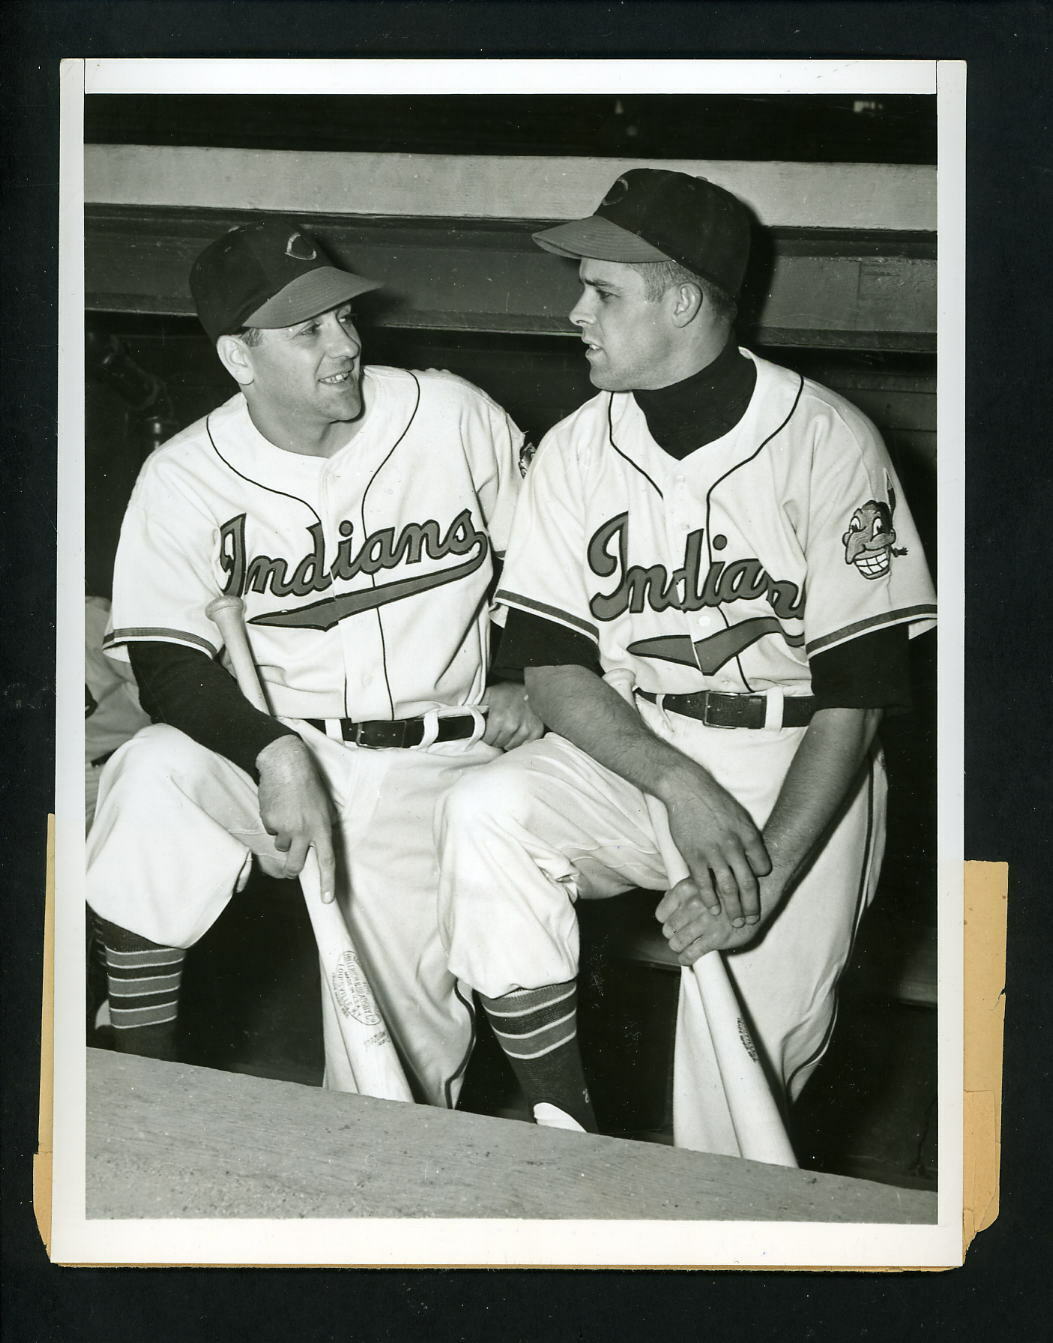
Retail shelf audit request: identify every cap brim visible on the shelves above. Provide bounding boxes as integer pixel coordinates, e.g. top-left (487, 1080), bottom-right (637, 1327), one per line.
top-left (244, 266), bottom-right (383, 329)
top-left (533, 216), bottom-right (672, 263)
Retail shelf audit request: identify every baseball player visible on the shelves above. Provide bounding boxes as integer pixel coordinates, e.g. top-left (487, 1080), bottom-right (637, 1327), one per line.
top-left (85, 595), bottom-right (150, 829)
top-left (437, 169), bottom-right (936, 1139)
top-left (86, 217), bottom-right (541, 1104)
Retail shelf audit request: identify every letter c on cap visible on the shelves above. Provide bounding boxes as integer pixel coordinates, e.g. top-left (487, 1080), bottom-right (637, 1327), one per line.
top-left (285, 231), bottom-right (317, 261)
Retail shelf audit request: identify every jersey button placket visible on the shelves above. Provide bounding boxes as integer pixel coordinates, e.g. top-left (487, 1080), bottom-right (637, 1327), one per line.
top-left (319, 464), bottom-right (359, 716)
top-left (665, 474), bottom-right (701, 672)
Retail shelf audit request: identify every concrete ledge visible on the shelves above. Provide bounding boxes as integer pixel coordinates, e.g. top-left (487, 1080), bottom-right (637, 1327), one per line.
top-left (86, 1049), bottom-right (936, 1223)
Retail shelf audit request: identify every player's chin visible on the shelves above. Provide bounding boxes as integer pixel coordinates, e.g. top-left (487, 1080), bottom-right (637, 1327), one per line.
top-left (321, 382), bottom-right (363, 418)
top-left (584, 360), bottom-right (630, 392)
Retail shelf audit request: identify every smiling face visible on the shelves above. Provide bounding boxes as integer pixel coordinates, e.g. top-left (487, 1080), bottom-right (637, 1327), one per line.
top-left (236, 302), bottom-right (365, 453)
top-left (842, 499), bottom-right (898, 578)
top-left (569, 259), bottom-right (682, 391)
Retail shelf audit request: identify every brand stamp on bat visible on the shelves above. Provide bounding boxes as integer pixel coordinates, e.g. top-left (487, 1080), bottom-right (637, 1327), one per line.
top-left (332, 949), bottom-right (382, 1025)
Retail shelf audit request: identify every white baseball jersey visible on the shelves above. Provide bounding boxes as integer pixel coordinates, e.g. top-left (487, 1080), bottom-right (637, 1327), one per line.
top-left (104, 365), bottom-right (523, 719)
top-left (90, 365), bottom-right (525, 1106)
top-left (85, 595), bottom-right (149, 828)
top-left (440, 348), bottom-right (935, 1151)
top-left (496, 349), bottom-right (935, 696)
top-left (86, 596), bottom-right (149, 763)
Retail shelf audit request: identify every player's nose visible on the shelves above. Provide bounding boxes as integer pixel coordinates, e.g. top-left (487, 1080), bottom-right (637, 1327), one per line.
top-left (569, 295), bottom-right (592, 327)
top-left (322, 315), bottom-right (360, 358)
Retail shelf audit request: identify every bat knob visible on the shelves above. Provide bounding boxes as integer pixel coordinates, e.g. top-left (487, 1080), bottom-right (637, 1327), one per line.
top-left (206, 594), bottom-right (245, 622)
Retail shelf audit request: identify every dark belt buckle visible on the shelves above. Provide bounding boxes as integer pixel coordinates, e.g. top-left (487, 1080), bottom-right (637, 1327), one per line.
top-left (702, 693), bottom-right (755, 730)
top-left (701, 693), bottom-right (727, 729)
top-left (353, 720), bottom-right (410, 749)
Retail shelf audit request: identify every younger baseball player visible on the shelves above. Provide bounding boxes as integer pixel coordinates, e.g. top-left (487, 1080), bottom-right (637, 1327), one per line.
top-left (437, 170), bottom-right (936, 1142)
top-left (87, 217), bottom-right (541, 1105)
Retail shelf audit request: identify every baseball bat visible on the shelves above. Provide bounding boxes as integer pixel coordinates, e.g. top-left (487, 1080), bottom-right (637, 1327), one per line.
top-left (606, 670), bottom-right (797, 1167)
top-left (207, 594), bottom-right (413, 1103)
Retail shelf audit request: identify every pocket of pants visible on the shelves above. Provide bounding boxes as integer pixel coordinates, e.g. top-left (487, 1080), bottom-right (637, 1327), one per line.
top-left (327, 743), bottom-right (388, 841)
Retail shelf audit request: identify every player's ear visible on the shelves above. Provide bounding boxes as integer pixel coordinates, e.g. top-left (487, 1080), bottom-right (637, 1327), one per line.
top-left (668, 281), bottom-right (703, 328)
top-left (216, 334), bottom-right (255, 386)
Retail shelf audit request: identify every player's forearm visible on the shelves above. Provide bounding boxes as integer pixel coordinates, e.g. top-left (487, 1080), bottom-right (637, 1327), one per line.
top-left (523, 664), bottom-right (706, 801)
top-left (129, 641), bottom-right (294, 779)
top-left (762, 707), bottom-right (882, 889)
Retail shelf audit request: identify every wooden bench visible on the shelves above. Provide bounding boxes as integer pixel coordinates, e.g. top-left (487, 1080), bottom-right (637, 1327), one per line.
top-left (579, 889), bottom-right (937, 1008)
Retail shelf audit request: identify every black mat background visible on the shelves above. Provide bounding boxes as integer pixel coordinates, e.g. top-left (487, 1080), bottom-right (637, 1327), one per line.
top-left (3, 3), bottom-right (1049, 1339)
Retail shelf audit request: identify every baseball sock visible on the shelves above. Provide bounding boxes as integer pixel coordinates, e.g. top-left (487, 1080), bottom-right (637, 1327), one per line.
top-left (87, 917), bottom-right (110, 1029)
top-left (93, 915), bottom-right (186, 1061)
top-left (478, 981), bottom-right (597, 1132)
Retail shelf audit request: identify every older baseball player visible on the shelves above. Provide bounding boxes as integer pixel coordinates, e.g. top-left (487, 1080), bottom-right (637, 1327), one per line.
top-left (438, 169), bottom-right (936, 1139)
top-left (87, 217), bottom-right (541, 1106)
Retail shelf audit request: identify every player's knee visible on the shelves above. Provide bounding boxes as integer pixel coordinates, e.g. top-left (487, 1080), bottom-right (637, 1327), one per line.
top-left (102, 723), bottom-right (212, 798)
top-left (438, 760), bottom-right (532, 847)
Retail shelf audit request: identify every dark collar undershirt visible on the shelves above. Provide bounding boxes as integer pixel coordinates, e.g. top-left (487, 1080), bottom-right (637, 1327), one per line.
top-left (633, 340), bottom-right (758, 460)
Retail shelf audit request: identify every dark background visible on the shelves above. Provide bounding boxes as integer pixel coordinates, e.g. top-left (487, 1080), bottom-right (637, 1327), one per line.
top-left (83, 90), bottom-right (937, 160)
top-left (4, 2), bottom-right (1050, 1339)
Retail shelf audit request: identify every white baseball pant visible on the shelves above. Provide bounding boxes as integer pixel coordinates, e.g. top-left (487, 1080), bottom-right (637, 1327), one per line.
top-left (87, 720), bottom-right (502, 1107)
top-left (437, 702), bottom-right (887, 1122)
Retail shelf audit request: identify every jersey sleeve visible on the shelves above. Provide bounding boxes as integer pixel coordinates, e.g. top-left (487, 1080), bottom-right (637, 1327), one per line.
top-left (103, 461), bottom-right (225, 663)
top-left (478, 400), bottom-right (526, 560)
top-left (797, 400), bottom-right (937, 658)
top-left (130, 642), bottom-right (293, 779)
top-left (85, 596), bottom-right (150, 763)
top-left (494, 607), bottom-right (604, 677)
top-left (809, 624), bottom-right (912, 712)
top-left (425, 370), bottom-right (526, 559)
top-left (495, 427), bottom-right (600, 649)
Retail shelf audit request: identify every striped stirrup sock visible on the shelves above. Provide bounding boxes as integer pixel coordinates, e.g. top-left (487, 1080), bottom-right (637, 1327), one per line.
top-left (479, 981), bottom-right (596, 1133)
top-left (92, 915), bottom-right (185, 1057)
top-left (104, 944), bottom-right (186, 1030)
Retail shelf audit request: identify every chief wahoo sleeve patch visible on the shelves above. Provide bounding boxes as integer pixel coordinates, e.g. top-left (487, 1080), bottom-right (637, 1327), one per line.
top-left (842, 477), bottom-right (908, 580)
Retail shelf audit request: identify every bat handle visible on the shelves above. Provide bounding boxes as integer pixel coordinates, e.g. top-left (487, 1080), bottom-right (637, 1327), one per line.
top-left (605, 669), bottom-right (797, 1166)
top-left (206, 594), bottom-right (271, 714)
top-left (205, 595), bottom-right (413, 1104)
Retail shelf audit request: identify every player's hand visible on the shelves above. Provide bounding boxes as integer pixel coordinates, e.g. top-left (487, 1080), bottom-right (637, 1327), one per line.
top-left (660, 767), bottom-right (771, 929)
top-left (482, 681), bottom-right (545, 751)
top-left (656, 874), bottom-right (782, 964)
top-left (255, 735), bottom-right (337, 902)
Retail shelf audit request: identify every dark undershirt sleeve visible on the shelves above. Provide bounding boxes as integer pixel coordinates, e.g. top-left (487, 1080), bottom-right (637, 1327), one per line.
top-left (128, 641), bottom-right (296, 781)
top-left (485, 620), bottom-right (523, 684)
top-left (496, 611), bottom-right (910, 710)
top-left (494, 608), bottom-right (603, 679)
top-left (809, 624), bottom-right (912, 713)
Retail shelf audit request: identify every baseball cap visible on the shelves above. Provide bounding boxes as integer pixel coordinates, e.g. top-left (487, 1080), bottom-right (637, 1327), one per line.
top-left (533, 169), bottom-right (751, 297)
top-left (189, 217), bottom-right (382, 343)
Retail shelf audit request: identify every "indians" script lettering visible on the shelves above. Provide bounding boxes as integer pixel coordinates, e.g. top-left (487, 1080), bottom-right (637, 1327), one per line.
top-left (219, 509), bottom-right (488, 600)
top-left (587, 512), bottom-right (804, 623)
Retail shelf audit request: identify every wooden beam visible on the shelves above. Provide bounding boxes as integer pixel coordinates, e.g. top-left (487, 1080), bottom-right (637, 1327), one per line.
top-left (85, 145), bottom-right (936, 232)
top-left (86, 205), bottom-right (935, 352)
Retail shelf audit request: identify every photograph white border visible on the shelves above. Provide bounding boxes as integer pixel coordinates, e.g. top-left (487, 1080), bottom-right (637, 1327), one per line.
top-left (52, 55), bottom-right (964, 1268)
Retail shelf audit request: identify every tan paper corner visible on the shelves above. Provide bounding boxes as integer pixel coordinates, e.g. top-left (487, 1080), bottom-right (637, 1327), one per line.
top-left (34, 815), bottom-right (56, 1256)
top-left (962, 859), bottom-right (1007, 1257)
